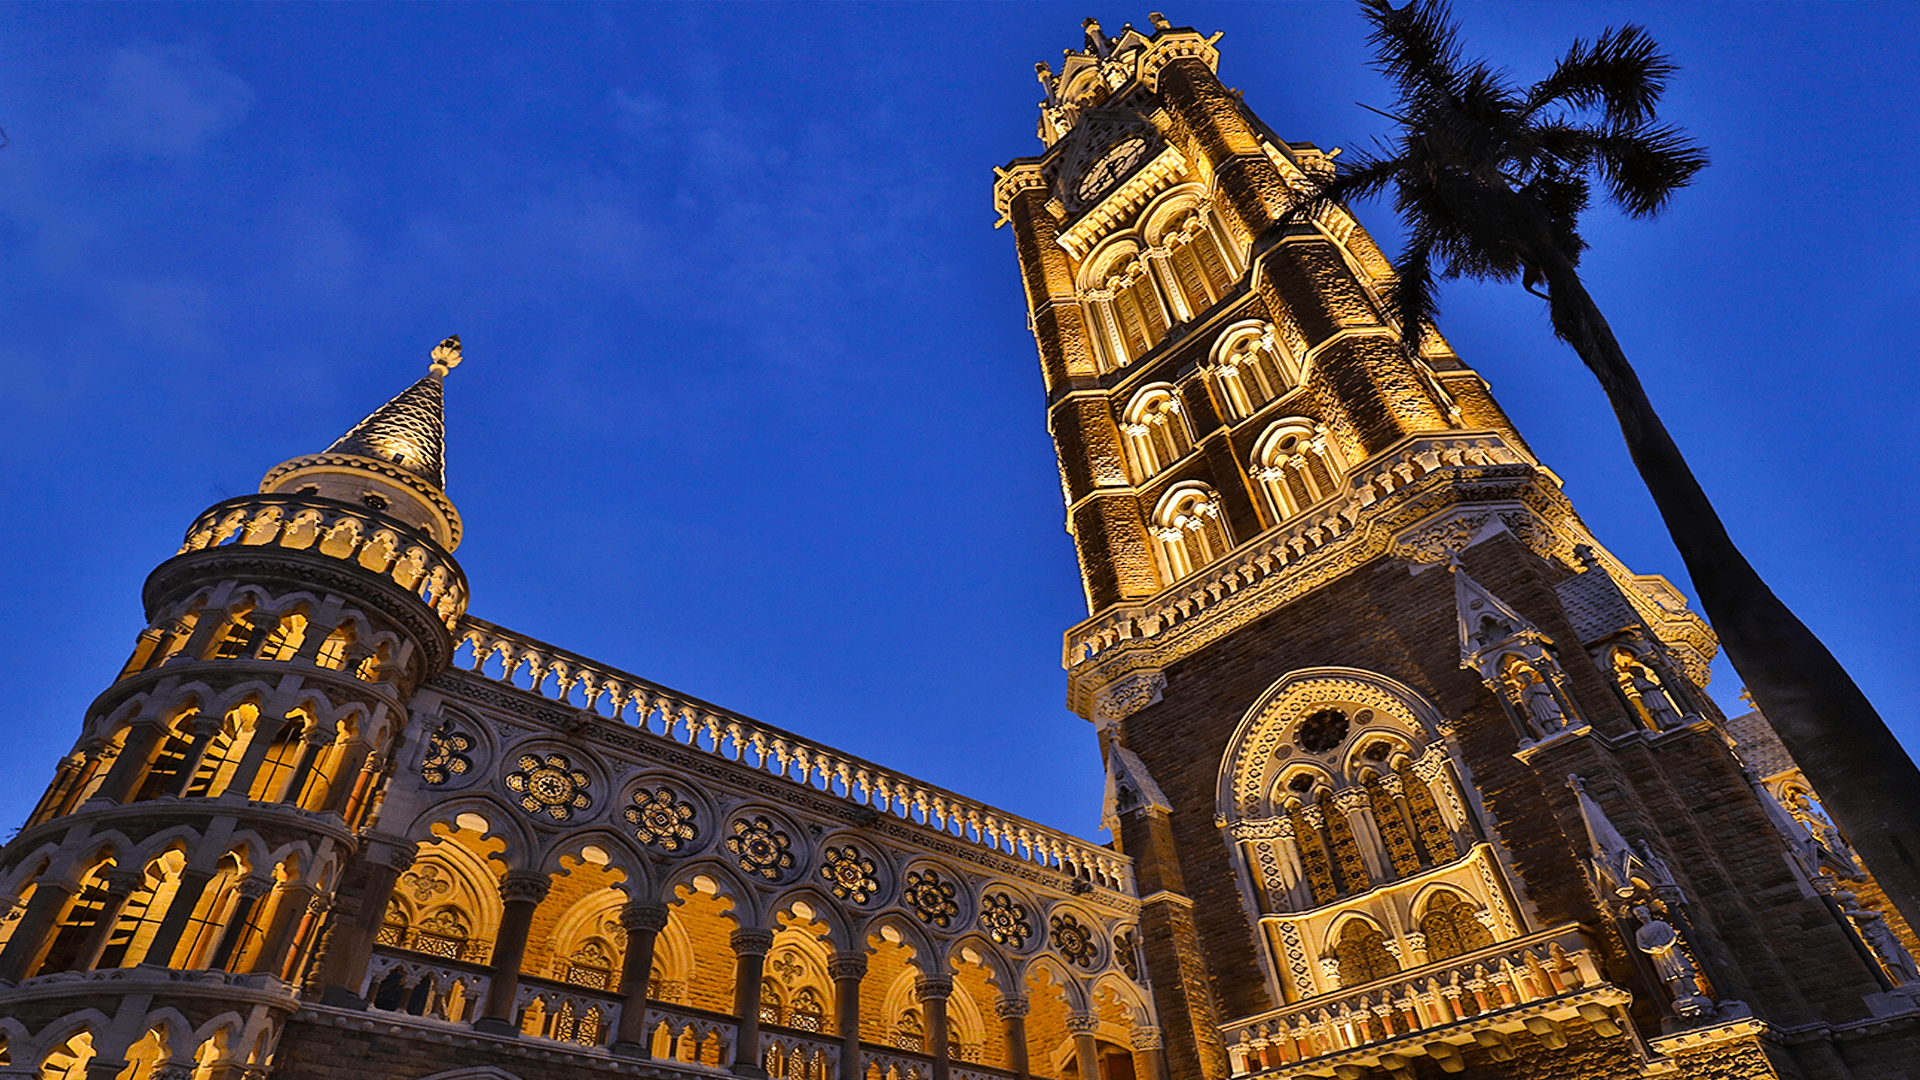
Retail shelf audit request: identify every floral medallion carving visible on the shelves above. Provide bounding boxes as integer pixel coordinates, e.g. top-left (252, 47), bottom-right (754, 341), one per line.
top-left (624, 786), bottom-right (698, 852)
top-left (1049, 911), bottom-right (1098, 968)
top-left (904, 868), bottom-right (960, 928)
top-left (980, 892), bottom-right (1032, 949)
top-left (421, 723), bottom-right (473, 785)
top-left (725, 815), bottom-right (797, 881)
top-left (1113, 929), bottom-right (1141, 980)
top-left (821, 844), bottom-right (880, 904)
top-left (505, 752), bottom-right (592, 822)
top-left (401, 863), bottom-right (452, 903)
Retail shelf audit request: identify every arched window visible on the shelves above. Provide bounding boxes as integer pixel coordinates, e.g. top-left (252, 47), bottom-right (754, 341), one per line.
top-left (413, 906), bottom-right (472, 960)
top-left (1150, 483), bottom-right (1231, 583)
top-left (1120, 385), bottom-right (1191, 481)
top-left (208, 609), bottom-right (261, 660)
top-left (789, 986), bottom-right (825, 1033)
top-left (562, 939), bottom-right (615, 989)
top-left (377, 897), bottom-right (410, 948)
top-left (894, 1008), bottom-right (926, 1052)
top-left (259, 610), bottom-right (309, 661)
top-left (1208, 323), bottom-right (1297, 420)
top-left (760, 979), bottom-right (784, 1026)
top-left (315, 625), bottom-right (353, 670)
top-left (1252, 419), bottom-right (1344, 521)
top-left (1333, 920), bottom-right (1399, 987)
top-left (1419, 892), bottom-right (1494, 962)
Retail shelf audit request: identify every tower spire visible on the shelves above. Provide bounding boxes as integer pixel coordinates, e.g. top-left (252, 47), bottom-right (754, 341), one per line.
top-left (259, 335), bottom-right (465, 549)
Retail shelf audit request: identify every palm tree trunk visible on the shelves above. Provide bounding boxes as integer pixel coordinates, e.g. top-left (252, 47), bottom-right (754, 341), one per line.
top-left (1532, 248), bottom-right (1920, 939)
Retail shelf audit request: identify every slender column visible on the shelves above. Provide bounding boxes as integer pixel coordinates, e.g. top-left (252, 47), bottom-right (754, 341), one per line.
top-left (206, 876), bottom-right (273, 970)
top-left (915, 975), bottom-right (954, 1080)
top-left (248, 881), bottom-right (315, 977)
top-left (72, 870), bottom-right (144, 972)
top-left (318, 743), bottom-right (374, 817)
top-left (474, 870), bottom-right (550, 1035)
top-left (223, 714), bottom-right (294, 801)
top-left (282, 895), bottom-right (332, 982)
top-left (1332, 787), bottom-right (1388, 880)
top-left (994, 995), bottom-right (1031, 1080)
top-left (278, 728), bottom-right (335, 807)
top-left (1144, 250), bottom-right (1193, 321)
top-left (315, 843), bottom-right (410, 1002)
top-left (729, 927), bottom-right (774, 1078)
top-left (1066, 1013), bottom-right (1102, 1080)
top-left (612, 902), bottom-right (669, 1056)
top-left (830, 952), bottom-right (868, 1080)
top-left (167, 715), bottom-right (226, 797)
top-left (27, 756), bottom-right (85, 825)
top-left (90, 721), bottom-right (170, 805)
top-left (1130, 1027), bottom-right (1169, 1080)
top-left (0, 873), bottom-right (82, 981)
top-left (141, 868), bottom-right (214, 968)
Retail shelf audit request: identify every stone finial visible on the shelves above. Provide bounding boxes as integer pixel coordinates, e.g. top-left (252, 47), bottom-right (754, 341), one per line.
top-left (1148, 13), bottom-right (1171, 31)
top-left (429, 334), bottom-right (463, 378)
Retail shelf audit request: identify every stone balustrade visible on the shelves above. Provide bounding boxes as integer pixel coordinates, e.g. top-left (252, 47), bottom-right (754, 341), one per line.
top-left (362, 949), bottom-right (490, 1023)
top-left (1221, 924), bottom-right (1629, 1078)
top-left (178, 493), bottom-right (469, 628)
top-left (455, 618), bottom-right (1134, 894)
top-left (1065, 434), bottom-right (1529, 669)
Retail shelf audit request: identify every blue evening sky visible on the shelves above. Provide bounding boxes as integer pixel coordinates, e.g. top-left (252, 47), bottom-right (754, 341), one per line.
top-left (0, 3), bottom-right (1913, 838)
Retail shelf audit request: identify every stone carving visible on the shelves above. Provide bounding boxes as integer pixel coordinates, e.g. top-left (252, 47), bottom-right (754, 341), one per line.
top-left (724, 815), bottom-right (797, 881)
top-left (1113, 929), bottom-right (1141, 980)
top-left (820, 844), bottom-right (880, 905)
top-left (1049, 911), bottom-right (1098, 968)
top-left (981, 892), bottom-right (1033, 948)
top-left (401, 863), bottom-right (451, 903)
top-left (1612, 650), bottom-right (1684, 731)
top-left (624, 786), bottom-right (699, 852)
top-left (1837, 890), bottom-right (1920, 985)
top-left (505, 752), bottom-right (592, 822)
top-left (1632, 905), bottom-right (1713, 1016)
top-left (905, 868), bottom-right (960, 927)
top-left (1094, 669), bottom-right (1166, 725)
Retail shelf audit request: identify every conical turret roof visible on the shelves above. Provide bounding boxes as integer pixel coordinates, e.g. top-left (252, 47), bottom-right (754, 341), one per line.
top-left (324, 373), bottom-right (448, 489)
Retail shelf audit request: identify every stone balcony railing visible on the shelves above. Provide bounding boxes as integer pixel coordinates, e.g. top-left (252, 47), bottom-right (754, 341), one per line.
top-left (1065, 433), bottom-right (1531, 670)
top-left (178, 493), bottom-right (469, 629)
top-left (1221, 924), bottom-right (1631, 1078)
top-left (453, 618), bottom-right (1134, 894)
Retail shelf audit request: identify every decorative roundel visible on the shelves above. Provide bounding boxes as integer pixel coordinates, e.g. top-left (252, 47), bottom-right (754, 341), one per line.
top-left (904, 868), bottom-right (960, 928)
top-left (625, 786), bottom-right (699, 852)
top-left (1049, 911), bottom-right (1098, 968)
top-left (421, 722), bottom-right (474, 786)
top-left (979, 892), bottom-right (1033, 949)
top-left (1296, 708), bottom-right (1350, 754)
top-left (725, 815), bottom-right (797, 881)
top-left (505, 752), bottom-right (592, 822)
top-left (820, 844), bottom-right (880, 905)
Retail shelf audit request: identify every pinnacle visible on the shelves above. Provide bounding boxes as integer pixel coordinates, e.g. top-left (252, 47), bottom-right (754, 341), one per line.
top-left (320, 337), bottom-right (457, 489)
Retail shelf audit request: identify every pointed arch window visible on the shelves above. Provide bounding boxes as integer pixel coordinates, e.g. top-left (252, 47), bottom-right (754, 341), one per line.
top-left (1333, 920), bottom-right (1398, 987)
top-left (894, 1008), bottom-right (926, 1052)
top-left (1150, 482), bottom-right (1230, 583)
top-left (760, 979), bottom-right (784, 1026)
top-left (789, 986), bottom-right (825, 1033)
top-left (259, 610), bottom-right (309, 661)
top-left (1252, 419), bottom-right (1345, 521)
top-left (1119, 384), bottom-right (1191, 481)
top-left (1418, 891), bottom-right (1495, 962)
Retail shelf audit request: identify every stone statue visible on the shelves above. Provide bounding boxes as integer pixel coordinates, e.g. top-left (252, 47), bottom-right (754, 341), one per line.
top-left (1632, 904), bottom-right (1712, 1015)
top-left (1613, 652), bottom-right (1683, 730)
top-left (1838, 891), bottom-right (1920, 985)
top-left (1511, 664), bottom-right (1564, 734)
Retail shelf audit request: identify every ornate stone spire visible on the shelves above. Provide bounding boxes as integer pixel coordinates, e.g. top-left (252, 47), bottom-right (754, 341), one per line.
top-left (259, 336), bottom-right (465, 550)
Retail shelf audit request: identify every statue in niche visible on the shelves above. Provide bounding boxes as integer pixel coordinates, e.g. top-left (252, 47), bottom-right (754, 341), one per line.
top-left (1782, 785), bottom-right (1855, 863)
top-left (1612, 651), bottom-right (1684, 731)
top-left (1506, 660), bottom-right (1565, 736)
top-left (1837, 890), bottom-right (1920, 984)
top-left (1631, 904), bottom-right (1713, 1016)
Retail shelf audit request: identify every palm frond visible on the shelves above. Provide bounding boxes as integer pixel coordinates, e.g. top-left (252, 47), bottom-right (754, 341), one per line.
top-left (1389, 226), bottom-right (1441, 357)
top-left (1588, 124), bottom-right (1709, 216)
top-left (1361, 0), bottom-right (1468, 104)
top-left (1524, 25), bottom-right (1676, 125)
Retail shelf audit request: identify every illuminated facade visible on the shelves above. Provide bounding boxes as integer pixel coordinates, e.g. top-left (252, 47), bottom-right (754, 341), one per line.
top-left (3, 13), bottom-right (1919, 1080)
top-left (992, 14), bottom-right (1920, 1080)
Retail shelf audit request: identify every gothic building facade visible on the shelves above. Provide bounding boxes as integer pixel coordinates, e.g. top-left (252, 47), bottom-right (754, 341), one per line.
top-left (0, 14), bottom-right (1916, 1080)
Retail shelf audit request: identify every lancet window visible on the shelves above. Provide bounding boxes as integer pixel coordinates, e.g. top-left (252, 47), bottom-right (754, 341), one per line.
top-left (1252, 418), bottom-right (1345, 521)
top-left (1207, 322), bottom-right (1298, 420)
top-left (1149, 482), bottom-right (1230, 583)
top-left (1119, 384), bottom-right (1191, 481)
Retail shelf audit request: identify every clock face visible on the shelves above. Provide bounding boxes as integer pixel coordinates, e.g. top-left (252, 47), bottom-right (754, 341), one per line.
top-left (1076, 136), bottom-right (1149, 202)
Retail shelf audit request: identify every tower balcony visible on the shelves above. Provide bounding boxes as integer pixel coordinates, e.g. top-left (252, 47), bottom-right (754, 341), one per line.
top-left (1222, 923), bottom-right (1631, 1079)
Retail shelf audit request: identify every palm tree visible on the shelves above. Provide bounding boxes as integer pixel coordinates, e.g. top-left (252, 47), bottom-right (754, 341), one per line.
top-left (1314, 0), bottom-right (1920, 933)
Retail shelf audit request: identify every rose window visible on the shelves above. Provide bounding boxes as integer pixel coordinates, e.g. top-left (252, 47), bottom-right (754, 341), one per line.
top-left (821, 845), bottom-right (880, 904)
top-left (505, 753), bottom-right (592, 822)
top-left (625, 787), bottom-right (698, 852)
top-left (904, 868), bottom-right (959, 928)
top-left (421, 724), bottom-right (473, 786)
top-left (1049, 912), bottom-right (1097, 968)
top-left (1296, 708), bottom-right (1350, 754)
top-left (979, 892), bottom-right (1032, 948)
top-left (1114, 930), bottom-right (1141, 980)
top-left (725, 816), bottom-right (796, 880)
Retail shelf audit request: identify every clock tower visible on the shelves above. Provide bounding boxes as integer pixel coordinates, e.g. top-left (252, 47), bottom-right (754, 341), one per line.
top-left (997, 14), bottom-right (1920, 1080)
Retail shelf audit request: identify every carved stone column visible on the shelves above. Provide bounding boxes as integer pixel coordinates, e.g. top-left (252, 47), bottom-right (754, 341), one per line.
top-left (994, 994), bottom-right (1031, 1080)
top-left (206, 875), bottom-right (274, 970)
top-left (247, 880), bottom-right (317, 978)
top-left (729, 927), bottom-right (774, 1077)
top-left (915, 975), bottom-right (954, 1080)
top-left (473, 870), bottom-right (550, 1035)
top-left (0, 872), bottom-right (81, 981)
top-left (72, 869), bottom-right (145, 972)
top-left (1130, 1026), bottom-right (1169, 1080)
top-left (612, 902), bottom-right (669, 1056)
top-left (318, 743), bottom-right (374, 817)
top-left (1066, 1012), bottom-right (1102, 1080)
top-left (830, 951), bottom-right (868, 1080)
top-left (1331, 787), bottom-right (1388, 880)
top-left (315, 841), bottom-right (412, 1004)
